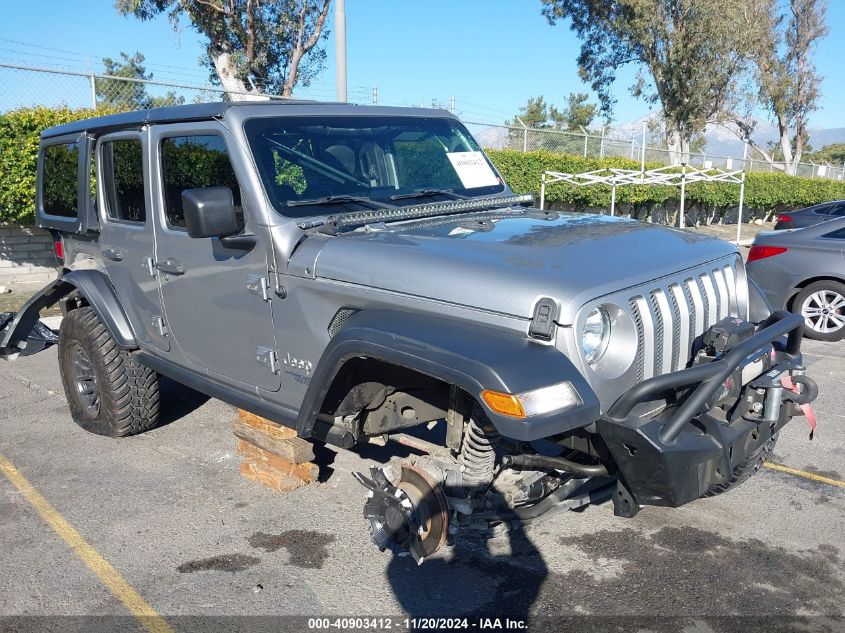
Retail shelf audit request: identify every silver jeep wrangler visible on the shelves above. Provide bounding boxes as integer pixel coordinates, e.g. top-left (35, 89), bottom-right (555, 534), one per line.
top-left (1, 102), bottom-right (818, 563)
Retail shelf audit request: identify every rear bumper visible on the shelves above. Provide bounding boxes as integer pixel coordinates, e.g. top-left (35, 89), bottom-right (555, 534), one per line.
top-left (596, 311), bottom-right (815, 507)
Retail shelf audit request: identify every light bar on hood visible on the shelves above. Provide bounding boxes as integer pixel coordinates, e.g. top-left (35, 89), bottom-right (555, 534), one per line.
top-left (334, 194), bottom-right (535, 228)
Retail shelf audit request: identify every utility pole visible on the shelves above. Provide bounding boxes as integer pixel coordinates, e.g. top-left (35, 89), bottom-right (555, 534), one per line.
top-left (678, 162), bottom-right (687, 229)
top-left (371, 86), bottom-right (378, 105)
top-left (335, 0), bottom-right (347, 102)
top-left (87, 56), bottom-right (97, 110)
top-left (736, 140), bottom-right (748, 245)
top-left (640, 122), bottom-right (647, 174)
top-left (449, 95), bottom-right (456, 115)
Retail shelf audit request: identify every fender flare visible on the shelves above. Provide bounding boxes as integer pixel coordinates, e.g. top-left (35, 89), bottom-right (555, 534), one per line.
top-left (297, 309), bottom-right (599, 442)
top-left (0, 270), bottom-right (136, 355)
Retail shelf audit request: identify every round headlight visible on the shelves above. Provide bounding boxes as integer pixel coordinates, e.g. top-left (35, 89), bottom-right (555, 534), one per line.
top-left (582, 307), bottom-right (611, 364)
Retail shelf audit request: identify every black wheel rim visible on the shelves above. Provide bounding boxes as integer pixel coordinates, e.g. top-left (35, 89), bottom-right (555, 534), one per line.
top-left (71, 344), bottom-right (100, 417)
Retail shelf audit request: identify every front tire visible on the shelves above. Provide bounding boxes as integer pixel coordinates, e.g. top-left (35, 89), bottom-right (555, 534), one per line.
top-left (793, 280), bottom-right (845, 342)
top-left (58, 307), bottom-right (160, 437)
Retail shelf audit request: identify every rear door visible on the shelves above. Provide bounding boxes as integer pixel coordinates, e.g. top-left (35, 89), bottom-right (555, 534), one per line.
top-left (96, 131), bottom-right (169, 352)
top-left (149, 123), bottom-right (280, 392)
top-left (819, 224), bottom-right (845, 265)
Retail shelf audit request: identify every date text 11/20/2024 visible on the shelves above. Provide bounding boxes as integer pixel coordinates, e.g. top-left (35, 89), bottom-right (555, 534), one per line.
top-left (307, 617), bottom-right (528, 630)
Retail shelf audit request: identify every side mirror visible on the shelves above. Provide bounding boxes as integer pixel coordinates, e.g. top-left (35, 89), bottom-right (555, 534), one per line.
top-left (182, 187), bottom-right (239, 239)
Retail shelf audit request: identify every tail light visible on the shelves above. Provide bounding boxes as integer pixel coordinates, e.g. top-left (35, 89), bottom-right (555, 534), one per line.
top-left (778, 214), bottom-right (794, 223)
top-left (747, 245), bottom-right (787, 262)
top-left (54, 239), bottom-right (63, 262)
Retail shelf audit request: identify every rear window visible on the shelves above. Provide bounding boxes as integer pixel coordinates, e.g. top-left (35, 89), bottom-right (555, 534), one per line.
top-left (101, 139), bottom-right (146, 223)
top-left (823, 226), bottom-right (845, 239)
top-left (42, 142), bottom-right (79, 218)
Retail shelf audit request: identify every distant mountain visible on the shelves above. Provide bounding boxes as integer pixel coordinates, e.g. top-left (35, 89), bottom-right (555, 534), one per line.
top-left (611, 113), bottom-right (845, 162)
top-left (466, 113), bottom-right (845, 162)
top-left (472, 124), bottom-right (510, 149)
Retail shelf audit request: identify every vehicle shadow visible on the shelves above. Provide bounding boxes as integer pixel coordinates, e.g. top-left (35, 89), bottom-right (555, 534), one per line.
top-left (155, 376), bottom-right (211, 428)
top-left (385, 522), bottom-right (547, 631)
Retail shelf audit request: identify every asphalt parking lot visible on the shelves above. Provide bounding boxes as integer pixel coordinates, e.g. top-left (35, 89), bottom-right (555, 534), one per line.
top-left (1, 338), bottom-right (843, 633)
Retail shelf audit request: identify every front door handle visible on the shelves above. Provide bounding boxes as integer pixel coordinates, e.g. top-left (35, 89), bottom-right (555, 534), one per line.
top-left (102, 248), bottom-right (124, 262)
top-left (155, 258), bottom-right (185, 275)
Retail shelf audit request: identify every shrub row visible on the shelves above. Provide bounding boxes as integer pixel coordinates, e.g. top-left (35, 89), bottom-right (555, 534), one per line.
top-left (2, 107), bottom-right (844, 224)
top-left (0, 107), bottom-right (93, 224)
top-left (486, 149), bottom-right (845, 223)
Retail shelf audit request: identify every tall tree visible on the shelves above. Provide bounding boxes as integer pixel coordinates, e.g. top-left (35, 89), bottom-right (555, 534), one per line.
top-left (734, 0), bottom-right (828, 175)
top-left (116, 0), bottom-right (332, 99)
top-left (97, 51), bottom-right (185, 109)
top-left (508, 96), bottom-right (551, 129)
top-left (550, 92), bottom-right (597, 130)
top-left (542, 0), bottom-right (756, 164)
top-left (98, 52), bottom-right (150, 107)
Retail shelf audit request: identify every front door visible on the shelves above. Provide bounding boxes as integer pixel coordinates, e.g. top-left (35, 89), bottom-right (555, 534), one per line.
top-left (149, 123), bottom-right (280, 392)
top-left (96, 132), bottom-right (169, 353)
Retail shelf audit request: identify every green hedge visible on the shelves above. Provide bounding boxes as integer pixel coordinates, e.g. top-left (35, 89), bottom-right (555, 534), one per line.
top-left (486, 149), bottom-right (845, 221)
top-left (2, 107), bottom-right (844, 225)
top-left (0, 106), bottom-right (122, 224)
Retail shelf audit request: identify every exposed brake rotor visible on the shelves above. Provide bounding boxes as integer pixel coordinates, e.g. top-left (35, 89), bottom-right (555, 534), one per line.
top-left (352, 463), bottom-right (449, 565)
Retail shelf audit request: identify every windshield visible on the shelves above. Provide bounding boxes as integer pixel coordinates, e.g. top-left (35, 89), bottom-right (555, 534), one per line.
top-left (243, 115), bottom-right (505, 218)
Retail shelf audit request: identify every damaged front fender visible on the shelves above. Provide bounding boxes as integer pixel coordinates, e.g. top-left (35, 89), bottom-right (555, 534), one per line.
top-left (0, 270), bottom-right (136, 359)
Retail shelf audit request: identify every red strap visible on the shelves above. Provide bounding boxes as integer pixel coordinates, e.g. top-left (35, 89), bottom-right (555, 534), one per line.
top-left (782, 376), bottom-right (817, 440)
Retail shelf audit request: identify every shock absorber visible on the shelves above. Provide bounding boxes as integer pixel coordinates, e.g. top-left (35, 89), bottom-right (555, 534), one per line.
top-left (458, 404), bottom-right (500, 492)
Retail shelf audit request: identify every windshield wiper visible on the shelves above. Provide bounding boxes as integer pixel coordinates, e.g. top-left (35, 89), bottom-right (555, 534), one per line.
top-left (389, 188), bottom-right (467, 201)
top-left (287, 195), bottom-right (391, 209)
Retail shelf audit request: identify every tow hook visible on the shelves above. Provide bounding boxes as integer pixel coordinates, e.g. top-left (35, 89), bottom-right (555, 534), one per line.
top-left (782, 374), bottom-right (819, 439)
top-left (749, 369), bottom-right (818, 439)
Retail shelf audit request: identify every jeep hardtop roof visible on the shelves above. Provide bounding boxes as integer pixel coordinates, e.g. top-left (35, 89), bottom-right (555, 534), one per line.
top-left (41, 101), bottom-right (455, 140)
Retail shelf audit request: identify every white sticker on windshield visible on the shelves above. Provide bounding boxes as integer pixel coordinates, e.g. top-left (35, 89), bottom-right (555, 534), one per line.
top-left (446, 151), bottom-right (500, 189)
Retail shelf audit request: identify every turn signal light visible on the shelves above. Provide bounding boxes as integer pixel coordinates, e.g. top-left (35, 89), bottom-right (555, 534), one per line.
top-left (54, 240), bottom-right (63, 261)
top-left (747, 245), bottom-right (787, 263)
top-left (481, 390), bottom-right (526, 418)
top-left (481, 382), bottom-right (583, 419)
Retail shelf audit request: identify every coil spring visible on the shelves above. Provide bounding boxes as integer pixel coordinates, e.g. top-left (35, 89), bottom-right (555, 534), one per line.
top-left (459, 405), bottom-right (500, 489)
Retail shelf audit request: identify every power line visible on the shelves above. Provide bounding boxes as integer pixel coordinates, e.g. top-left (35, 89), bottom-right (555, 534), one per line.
top-left (1, 38), bottom-right (377, 93)
top-left (454, 99), bottom-right (513, 118)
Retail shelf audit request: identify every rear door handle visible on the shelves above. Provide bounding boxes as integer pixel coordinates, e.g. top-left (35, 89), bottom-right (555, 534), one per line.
top-left (155, 258), bottom-right (185, 275)
top-left (102, 248), bottom-right (124, 262)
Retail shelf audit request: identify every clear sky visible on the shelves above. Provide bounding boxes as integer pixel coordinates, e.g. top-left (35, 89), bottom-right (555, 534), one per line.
top-left (1, 0), bottom-right (843, 129)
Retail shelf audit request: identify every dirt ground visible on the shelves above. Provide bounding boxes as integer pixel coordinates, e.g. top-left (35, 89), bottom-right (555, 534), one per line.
top-left (0, 291), bottom-right (61, 317)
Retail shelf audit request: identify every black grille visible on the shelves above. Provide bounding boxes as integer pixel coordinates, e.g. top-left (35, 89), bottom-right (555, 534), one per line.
top-left (328, 308), bottom-right (357, 337)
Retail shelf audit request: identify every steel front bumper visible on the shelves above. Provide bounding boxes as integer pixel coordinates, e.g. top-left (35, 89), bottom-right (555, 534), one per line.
top-left (596, 310), bottom-right (817, 508)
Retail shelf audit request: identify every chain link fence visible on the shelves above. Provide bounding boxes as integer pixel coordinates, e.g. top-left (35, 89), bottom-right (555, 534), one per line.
top-left (1, 60), bottom-right (842, 182)
top-left (462, 120), bottom-right (845, 181)
top-left (0, 61), bottom-right (372, 113)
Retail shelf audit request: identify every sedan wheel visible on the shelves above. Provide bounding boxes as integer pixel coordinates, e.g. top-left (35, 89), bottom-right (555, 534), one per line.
top-left (794, 281), bottom-right (845, 341)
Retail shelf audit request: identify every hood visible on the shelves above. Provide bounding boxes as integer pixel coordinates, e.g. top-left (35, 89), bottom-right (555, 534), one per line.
top-left (313, 210), bottom-right (738, 325)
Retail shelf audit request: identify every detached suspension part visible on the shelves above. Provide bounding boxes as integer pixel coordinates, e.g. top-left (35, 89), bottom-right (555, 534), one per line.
top-left (352, 464), bottom-right (449, 565)
top-left (351, 402), bottom-right (501, 562)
